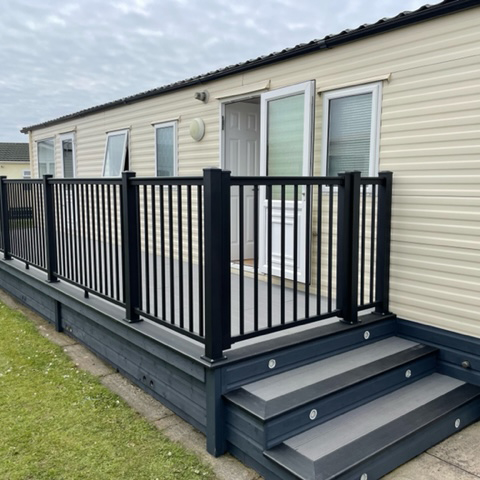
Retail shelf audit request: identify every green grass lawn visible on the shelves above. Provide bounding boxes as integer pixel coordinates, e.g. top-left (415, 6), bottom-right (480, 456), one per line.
top-left (0, 301), bottom-right (216, 480)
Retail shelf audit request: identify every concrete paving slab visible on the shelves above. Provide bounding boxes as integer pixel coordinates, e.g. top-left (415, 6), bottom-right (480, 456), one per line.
top-left (159, 420), bottom-right (261, 480)
top-left (427, 421), bottom-right (480, 476)
top-left (63, 343), bottom-right (115, 377)
top-left (383, 452), bottom-right (479, 480)
top-left (101, 373), bottom-right (173, 422)
top-left (154, 415), bottom-right (182, 431)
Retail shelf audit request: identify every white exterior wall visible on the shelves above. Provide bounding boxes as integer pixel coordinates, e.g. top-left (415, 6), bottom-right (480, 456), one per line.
top-left (29, 8), bottom-right (480, 337)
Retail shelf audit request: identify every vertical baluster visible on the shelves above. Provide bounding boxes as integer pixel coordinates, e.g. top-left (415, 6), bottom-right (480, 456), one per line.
top-left (168, 185), bottom-right (175, 324)
top-left (177, 185), bottom-right (184, 328)
top-left (92, 185), bottom-right (98, 292)
top-left (143, 185), bottom-right (150, 312)
top-left (107, 184), bottom-right (114, 299)
top-left (239, 184), bottom-right (245, 334)
top-left (280, 184), bottom-right (286, 325)
top-left (86, 184), bottom-right (93, 292)
top-left (151, 185), bottom-right (158, 318)
top-left (253, 184), bottom-right (259, 332)
top-left (267, 184), bottom-right (272, 328)
top-left (159, 184), bottom-right (166, 320)
top-left (113, 184), bottom-right (120, 301)
top-left (187, 185), bottom-right (193, 332)
top-left (328, 185), bottom-right (333, 312)
top-left (197, 185), bottom-right (204, 336)
top-left (360, 184), bottom-right (367, 305)
top-left (101, 184), bottom-right (108, 294)
top-left (293, 185), bottom-right (298, 322)
top-left (316, 184), bottom-right (322, 315)
top-left (81, 184), bottom-right (88, 290)
top-left (73, 183), bottom-right (80, 283)
top-left (304, 184), bottom-right (311, 320)
top-left (370, 185), bottom-right (376, 304)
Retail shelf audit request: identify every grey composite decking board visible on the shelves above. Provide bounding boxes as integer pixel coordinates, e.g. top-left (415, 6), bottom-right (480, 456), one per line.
top-left (226, 313), bottom-right (395, 361)
top-left (61, 310), bottom-right (208, 430)
top-left (242, 337), bottom-right (419, 400)
top-left (61, 305), bottom-right (207, 409)
top-left (263, 353), bottom-right (436, 449)
top-left (225, 347), bottom-right (437, 450)
top-left (0, 267), bottom-right (55, 318)
top-left (222, 318), bottom-right (397, 392)
top-left (397, 318), bottom-right (480, 357)
top-left (266, 382), bottom-right (480, 480)
top-left (398, 318), bottom-right (480, 387)
top-left (225, 342), bottom-right (436, 421)
top-left (279, 374), bottom-right (464, 458)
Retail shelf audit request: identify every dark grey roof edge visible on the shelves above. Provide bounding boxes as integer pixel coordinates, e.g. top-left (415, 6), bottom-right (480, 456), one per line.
top-left (21, 0), bottom-right (477, 134)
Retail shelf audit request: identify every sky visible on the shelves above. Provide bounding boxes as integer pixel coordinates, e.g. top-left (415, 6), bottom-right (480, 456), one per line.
top-left (1, 0), bottom-right (441, 142)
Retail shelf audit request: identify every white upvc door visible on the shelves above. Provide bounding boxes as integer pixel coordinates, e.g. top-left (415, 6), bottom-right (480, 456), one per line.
top-left (224, 101), bottom-right (260, 261)
top-left (259, 81), bottom-right (315, 283)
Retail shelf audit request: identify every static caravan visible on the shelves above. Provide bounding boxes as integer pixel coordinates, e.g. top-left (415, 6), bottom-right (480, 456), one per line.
top-left (7, 0), bottom-right (480, 478)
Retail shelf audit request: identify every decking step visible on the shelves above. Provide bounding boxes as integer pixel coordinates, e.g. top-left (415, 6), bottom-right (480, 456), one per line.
top-left (227, 337), bottom-right (436, 419)
top-left (225, 337), bottom-right (438, 449)
top-left (265, 374), bottom-right (480, 480)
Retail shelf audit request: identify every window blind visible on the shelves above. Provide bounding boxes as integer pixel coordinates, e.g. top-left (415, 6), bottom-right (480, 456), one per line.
top-left (327, 92), bottom-right (372, 176)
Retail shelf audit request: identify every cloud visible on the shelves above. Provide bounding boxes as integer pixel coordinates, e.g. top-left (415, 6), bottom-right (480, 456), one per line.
top-left (1, 0), bottom-right (441, 141)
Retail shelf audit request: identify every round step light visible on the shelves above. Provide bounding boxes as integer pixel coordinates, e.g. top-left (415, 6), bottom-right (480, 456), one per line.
top-left (363, 331), bottom-right (370, 340)
top-left (309, 409), bottom-right (317, 421)
top-left (455, 418), bottom-right (461, 429)
top-left (268, 359), bottom-right (276, 369)
top-left (405, 369), bottom-right (412, 378)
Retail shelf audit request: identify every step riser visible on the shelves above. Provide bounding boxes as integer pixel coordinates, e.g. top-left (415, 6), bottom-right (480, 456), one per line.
top-left (224, 320), bottom-right (396, 391)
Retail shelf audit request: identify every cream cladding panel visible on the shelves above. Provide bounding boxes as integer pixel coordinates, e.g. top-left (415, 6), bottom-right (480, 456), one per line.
top-left (30, 8), bottom-right (480, 337)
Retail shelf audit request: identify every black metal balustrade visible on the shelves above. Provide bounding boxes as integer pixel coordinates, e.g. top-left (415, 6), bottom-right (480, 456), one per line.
top-left (0, 169), bottom-right (392, 361)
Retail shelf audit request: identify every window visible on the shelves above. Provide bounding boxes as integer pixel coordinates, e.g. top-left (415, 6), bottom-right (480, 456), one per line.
top-left (322, 83), bottom-right (381, 177)
top-left (37, 138), bottom-right (55, 177)
top-left (155, 122), bottom-right (176, 176)
top-left (60, 133), bottom-right (75, 178)
top-left (102, 130), bottom-right (128, 177)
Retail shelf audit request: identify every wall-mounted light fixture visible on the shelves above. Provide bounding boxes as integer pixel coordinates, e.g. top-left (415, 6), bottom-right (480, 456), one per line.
top-left (194, 90), bottom-right (209, 103)
top-left (189, 118), bottom-right (205, 142)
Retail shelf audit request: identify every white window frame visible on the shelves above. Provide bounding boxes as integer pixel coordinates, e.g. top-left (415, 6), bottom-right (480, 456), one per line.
top-left (154, 121), bottom-right (177, 177)
top-left (321, 82), bottom-right (382, 177)
top-left (60, 132), bottom-right (76, 178)
top-left (102, 129), bottom-right (129, 177)
top-left (36, 137), bottom-right (55, 178)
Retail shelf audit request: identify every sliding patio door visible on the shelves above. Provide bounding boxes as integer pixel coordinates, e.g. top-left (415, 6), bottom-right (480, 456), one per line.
top-left (259, 81), bottom-right (315, 283)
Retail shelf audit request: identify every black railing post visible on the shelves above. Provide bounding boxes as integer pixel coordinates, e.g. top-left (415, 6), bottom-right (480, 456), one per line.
top-left (121, 171), bottom-right (142, 323)
top-left (375, 171), bottom-right (393, 315)
top-left (203, 168), bottom-right (231, 458)
top-left (203, 168), bottom-right (231, 362)
top-left (336, 171), bottom-right (361, 324)
top-left (0, 176), bottom-right (11, 260)
top-left (43, 175), bottom-right (58, 282)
